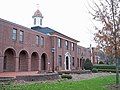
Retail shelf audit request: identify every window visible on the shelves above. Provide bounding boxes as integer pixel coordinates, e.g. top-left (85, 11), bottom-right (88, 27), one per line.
top-left (65, 40), bottom-right (69, 50)
top-left (77, 48), bottom-right (81, 53)
top-left (58, 55), bottom-right (62, 67)
top-left (58, 38), bottom-right (62, 48)
top-left (19, 31), bottom-right (24, 42)
top-left (36, 35), bottom-right (40, 45)
top-left (72, 57), bottom-right (75, 67)
top-left (40, 19), bottom-right (42, 25)
top-left (71, 43), bottom-right (74, 51)
top-left (41, 36), bottom-right (44, 46)
top-left (34, 18), bottom-right (36, 25)
top-left (12, 28), bottom-right (17, 40)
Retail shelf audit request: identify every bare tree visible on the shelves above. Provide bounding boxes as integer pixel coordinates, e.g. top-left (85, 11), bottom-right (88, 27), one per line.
top-left (89, 0), bottom-right (120, 85)
top-left (90, 0), bottom-right (120, 56)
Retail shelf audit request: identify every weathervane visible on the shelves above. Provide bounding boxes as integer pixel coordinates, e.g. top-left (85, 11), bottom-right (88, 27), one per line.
top-left (36, 4), bottom-right (40, 10)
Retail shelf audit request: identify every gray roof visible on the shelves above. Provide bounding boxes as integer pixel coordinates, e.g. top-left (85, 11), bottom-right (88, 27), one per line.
top-left (31, 26), bottom-right (55, 35)
top-left (31, 26), bottom-right (79, 42)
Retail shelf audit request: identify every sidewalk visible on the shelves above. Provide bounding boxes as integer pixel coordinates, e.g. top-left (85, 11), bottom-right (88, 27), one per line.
top-left (70, 72), bottom-right (115, 81)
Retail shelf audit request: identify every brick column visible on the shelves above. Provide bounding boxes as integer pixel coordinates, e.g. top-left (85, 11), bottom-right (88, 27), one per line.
top-left (15, 57), bottom-right (19, 72)
top-left (38, 59), bottom-right (41, 71)
top-left (0, 56), bottom-right (4, 72)
top-left (28, 58), bottom-right (31, 71)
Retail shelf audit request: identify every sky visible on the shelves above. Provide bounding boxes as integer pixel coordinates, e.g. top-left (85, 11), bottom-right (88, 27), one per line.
top-left (0, 0), bottom-right (97, 48)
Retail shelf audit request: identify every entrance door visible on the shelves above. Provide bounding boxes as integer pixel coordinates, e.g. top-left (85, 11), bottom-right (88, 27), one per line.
top-left (66, 56), bottom-right (69, 70)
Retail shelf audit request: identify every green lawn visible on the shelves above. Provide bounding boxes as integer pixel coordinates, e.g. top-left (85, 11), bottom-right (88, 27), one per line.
top-left (1, 75), bottom-right (116, 90)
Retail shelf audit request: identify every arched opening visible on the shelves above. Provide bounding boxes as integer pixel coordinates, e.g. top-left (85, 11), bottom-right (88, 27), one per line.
top-left (41, 53), bottom-right (47, 71)
top-left (31, 52), bottom-right (39, 71)
top-left (19, 50), bottom-right (28, 71)
top-left (4, 48), bottom-right (16, 72)
top-left (65, 52), bottom-right (71, 70)
top-left (66, 56), bottom-right (69, 70)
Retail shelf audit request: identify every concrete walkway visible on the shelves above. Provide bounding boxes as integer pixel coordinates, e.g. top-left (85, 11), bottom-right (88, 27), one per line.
top-left (70, 72), bottom-right (115, 81)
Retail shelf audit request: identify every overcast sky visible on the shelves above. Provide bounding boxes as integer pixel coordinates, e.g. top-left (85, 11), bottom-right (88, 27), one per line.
top-left (0, 0), bottom-right (97, 48)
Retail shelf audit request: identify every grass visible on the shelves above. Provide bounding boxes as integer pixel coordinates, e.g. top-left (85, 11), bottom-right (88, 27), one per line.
top-left (0, 75), bottom-right (117, 90)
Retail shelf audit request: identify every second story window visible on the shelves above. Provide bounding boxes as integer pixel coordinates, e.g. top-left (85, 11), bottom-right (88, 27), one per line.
top-left (65, 40), bottom-right (69, 50)
top-left (19, 31), bottom-right (24, 42)
top-left (71, 43), bottom-right (74, 51)
top-left (36, 35), bottom-right (40, 45)
top-left (77, 48), bottom-right (80, 54)
top-left (41, 36), bottom-right (44, 46)
top-left (58, 38), bottom-right (62, 48)
top-left (12, 28), bottom-right (17, 40)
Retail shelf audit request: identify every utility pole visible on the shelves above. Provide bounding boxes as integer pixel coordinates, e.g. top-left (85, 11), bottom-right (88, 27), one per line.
top-left (111, 0), bottom-right (119, 85)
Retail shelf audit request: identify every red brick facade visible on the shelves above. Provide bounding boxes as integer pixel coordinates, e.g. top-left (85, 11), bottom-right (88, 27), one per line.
top-left (0, 10), bottom-right (93, 73)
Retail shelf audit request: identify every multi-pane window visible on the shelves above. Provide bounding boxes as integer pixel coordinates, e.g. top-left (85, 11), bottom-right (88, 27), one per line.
top-left (58, 38), bottom-right (62, 48)
top-left (12, 28), bottom-right (17, 40)
top-left (19, 31), bottom-right (24, 42)
top-left (71, 43), bottom-right (74, 51)
top-left (72, 57), bottom-right (75, 67)
top-left (36, 35), bottom-right (40, 45)
top-left (41, 36), bottom-right (44, 46)
top-left (65, 40), bottom-right (69, 50)
top-left (58, 55), bottom-right (62, 67)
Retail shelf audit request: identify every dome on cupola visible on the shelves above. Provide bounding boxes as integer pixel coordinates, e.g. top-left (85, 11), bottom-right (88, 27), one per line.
top-left (32, 9), bottom-right (43, 18)
top-left (32, 8), bottom-right (43, 27)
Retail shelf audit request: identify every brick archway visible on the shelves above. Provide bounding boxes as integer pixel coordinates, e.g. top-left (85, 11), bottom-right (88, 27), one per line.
top-left (19, 50), bottom-right (29, 71)
top-left (41, 53), bottom-right (47, 71)
top-left (4, 48), bottom-right (16, 72)
top-left (31, 52), bottom-right (39, 71)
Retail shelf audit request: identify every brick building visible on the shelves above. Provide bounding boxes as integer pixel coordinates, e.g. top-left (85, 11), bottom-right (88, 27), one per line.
top-left (0, 9), bottom-right (92, 72)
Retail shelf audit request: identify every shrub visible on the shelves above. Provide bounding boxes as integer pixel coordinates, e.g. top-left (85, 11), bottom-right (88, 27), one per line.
top-left (92, 68), bottom-right (98, 73)
top-left (83, 58), bottom-right (93, 70)
top-left (99, 61), bottom-right (104, 64)
top-left (61, 74), bottom-right (72, 79)
top-left (97, 69), bottom-right (120, 73)
top-left (93, 64), bottom-right (116, 69)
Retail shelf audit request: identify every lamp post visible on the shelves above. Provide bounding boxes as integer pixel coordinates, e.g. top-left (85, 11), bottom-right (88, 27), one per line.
top-left (51, 48), bottom-right (55, 72)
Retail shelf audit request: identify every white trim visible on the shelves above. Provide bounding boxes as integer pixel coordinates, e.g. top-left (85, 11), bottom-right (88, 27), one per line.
top-left (64, 52), bottom-right (71, 70)
top-left (33, 17), bottom-right (42, 27)
top-left (51, 35), bottom-right (78, 43)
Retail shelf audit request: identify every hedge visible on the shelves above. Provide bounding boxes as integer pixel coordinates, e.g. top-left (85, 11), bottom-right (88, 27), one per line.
top-left (92, 68), bottom-right (98, 73)
top-left (97, 69), bottom-right (120, 73)
top-left (93, 64), bottom-right (120, 73)
top-left (93, 64), bottom-right (119, 69)
top-left (61, 74), bottom-right (72, 79)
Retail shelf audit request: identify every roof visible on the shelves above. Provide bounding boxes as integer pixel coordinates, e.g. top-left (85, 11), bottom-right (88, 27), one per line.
top-left (31, 26), bottom-right (55, 35)
top-left (31, 26), bottom-right (79, 42)
top-left (32, 9), bottom-right (43, 18)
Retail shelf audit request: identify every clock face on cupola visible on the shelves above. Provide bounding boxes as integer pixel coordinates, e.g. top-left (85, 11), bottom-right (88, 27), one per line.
top-left (32, 4), bottom-right (43, 27)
